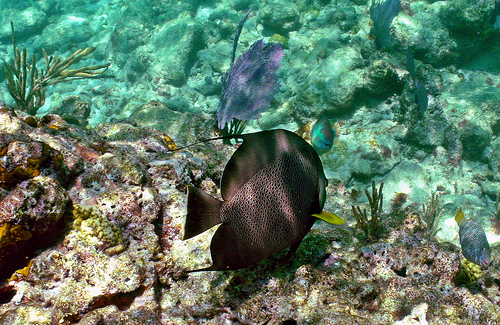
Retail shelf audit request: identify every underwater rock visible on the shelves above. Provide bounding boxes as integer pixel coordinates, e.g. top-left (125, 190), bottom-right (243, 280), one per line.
top-left (94, 121), bottom-right (177, 153)
top-left (0, 304), bottom-right (52, 324)
top-left (258, 2), bottom-right (301, 35)
top-left (382, 161), bottom-right (430, 208)
top-left (320, 6), bottom-right (358, 33)
top-left (0, 176), bottom-right (70, 281)
top-left (458, 121), bottom-right (491, 162)
top-left (295, 46), bottom-right (365, 115)
top-left (151, 13), bottom-right (204, 87)
top-left (394, 303), bottom-right (429, 325)
top-left (127, 104), bottom-right (215, 146)
top-left (95, 152), bottom-right (148, 186)
top-left (0, 132), bottom-right (69, 190)
top-left (0, 4), bottom-right (49, 41)
top-left (77, 305), bottom-right (162, 325)
top-left (438, 0), bottom-right (498, 60)
top-left (404, 107), bottom-right (449, 148)
top-left (364, 59), bottom-right (404, 100)
top-left (52, 95), bottom-right (91, 127)
top-left (34, 18), bottom-right (93, 54)
top-left (488, 137), bottom-right (500, 179)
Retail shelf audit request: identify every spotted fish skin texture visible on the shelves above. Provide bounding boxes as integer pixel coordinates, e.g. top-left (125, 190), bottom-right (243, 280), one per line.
top-left (184, 129), bottom-right (328, 271)
top-left (456, 209), bottom-right (491, 267)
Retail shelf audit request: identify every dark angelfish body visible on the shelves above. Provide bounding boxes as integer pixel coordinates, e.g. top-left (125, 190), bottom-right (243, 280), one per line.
top-left (183, 129), bottom-right (344, 271)
top-left (455, 208), bottom-right (491, 267)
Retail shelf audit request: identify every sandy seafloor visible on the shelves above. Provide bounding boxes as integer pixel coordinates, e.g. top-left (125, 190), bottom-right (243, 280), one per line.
top-left (1, 0), bottom-right (500, 324)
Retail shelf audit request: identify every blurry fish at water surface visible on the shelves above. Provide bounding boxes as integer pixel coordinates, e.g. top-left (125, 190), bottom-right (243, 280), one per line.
top-left (455, 208), bottom-right (491, 267)
top-left (311, 116), bottom-right (337, 155)
top-left (370, 0), bottom-right (401, 49)
top-left (183, 129), bottom-right (345, 272)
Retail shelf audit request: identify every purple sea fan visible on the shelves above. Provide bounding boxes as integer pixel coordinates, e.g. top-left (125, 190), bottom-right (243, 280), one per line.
top-left (217, 39), bottom-right (283, 130)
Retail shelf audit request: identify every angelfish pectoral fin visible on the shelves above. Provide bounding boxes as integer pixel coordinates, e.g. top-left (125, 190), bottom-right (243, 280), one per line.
top-left (313, 211), bottom-right (345, 225)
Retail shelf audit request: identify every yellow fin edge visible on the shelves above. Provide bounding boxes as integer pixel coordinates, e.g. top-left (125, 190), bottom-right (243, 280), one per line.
top-left (313, 211), bottom-right (345, 225)
top-left (455, 208), bottom-right (465, 225)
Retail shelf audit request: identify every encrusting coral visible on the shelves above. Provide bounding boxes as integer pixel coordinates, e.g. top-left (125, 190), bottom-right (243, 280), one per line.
top-left (68, 204), bottom-right (125, 255)
top-left (454, 259), bottom-right (484, 287)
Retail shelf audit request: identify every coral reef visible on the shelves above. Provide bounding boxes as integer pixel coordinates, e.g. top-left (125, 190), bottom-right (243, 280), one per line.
top-left (0, 175), bottom-right (70, 281)
top-left (0, 0), bottom-right (499, 323)
top-left (0, 104), bottom-right (498, 323)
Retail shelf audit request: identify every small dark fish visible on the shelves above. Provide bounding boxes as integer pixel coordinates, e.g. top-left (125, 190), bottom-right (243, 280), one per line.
top-left (311, 116), bottom-right (337, 155)
top-left (415, 80), bottom-right (428, 117)
top-left (406, 48), bottom-right (428, 117)
top-left (406, 47), bottom-right (417, 88)
top-left (455, 208), bottom-right (491, 267)
top-left (184, 129), bottom-right (345, 272)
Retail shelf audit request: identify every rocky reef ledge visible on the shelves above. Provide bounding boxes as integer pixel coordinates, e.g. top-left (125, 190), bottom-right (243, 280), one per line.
top-left (1, 106), bottom-right (500, 324)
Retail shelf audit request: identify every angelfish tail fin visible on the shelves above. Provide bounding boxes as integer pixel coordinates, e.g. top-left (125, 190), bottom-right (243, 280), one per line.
top-left (183, 185), bottom-right (223, 240)
top-left (313, 211), bottom-right (345, 225)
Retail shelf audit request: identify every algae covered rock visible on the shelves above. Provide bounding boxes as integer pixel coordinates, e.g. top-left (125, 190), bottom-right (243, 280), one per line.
top-left (51, 95), bottom-right (91, 127)
top-left (458, 121), bottom-right (491, 162)
top-left (0, 133), bottom-right (67, 190)
top-left (0, 177), bottom-right (70, 281)
top-left (150, 13), bottom-right (204, 87)
top-left (258, 2), bottom-right (301, 35)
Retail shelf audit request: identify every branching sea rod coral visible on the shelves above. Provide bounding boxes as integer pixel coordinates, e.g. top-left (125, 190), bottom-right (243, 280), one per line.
top-left (3, 22), bottom-right (109, 115)
top-left (422, 192), bottom-right (444, 237)
top-left (352, 181), bottom-right (386, 239)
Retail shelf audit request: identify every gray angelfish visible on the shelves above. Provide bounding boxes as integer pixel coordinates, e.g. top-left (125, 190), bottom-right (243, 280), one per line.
top-left (183, 129), bottom-right (344, 272)
top-left (455, 208), bottom-right (491, 267)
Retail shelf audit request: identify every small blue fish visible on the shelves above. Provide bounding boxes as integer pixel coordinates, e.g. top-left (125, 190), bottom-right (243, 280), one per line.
top-left (311, 117), bottom-right (337, 155)
top-left (455, 208), bottom-right (491, 267)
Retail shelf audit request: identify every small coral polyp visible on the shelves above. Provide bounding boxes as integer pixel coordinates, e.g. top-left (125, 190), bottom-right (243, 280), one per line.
top-left (70, 204), bottom-right (125, 255)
